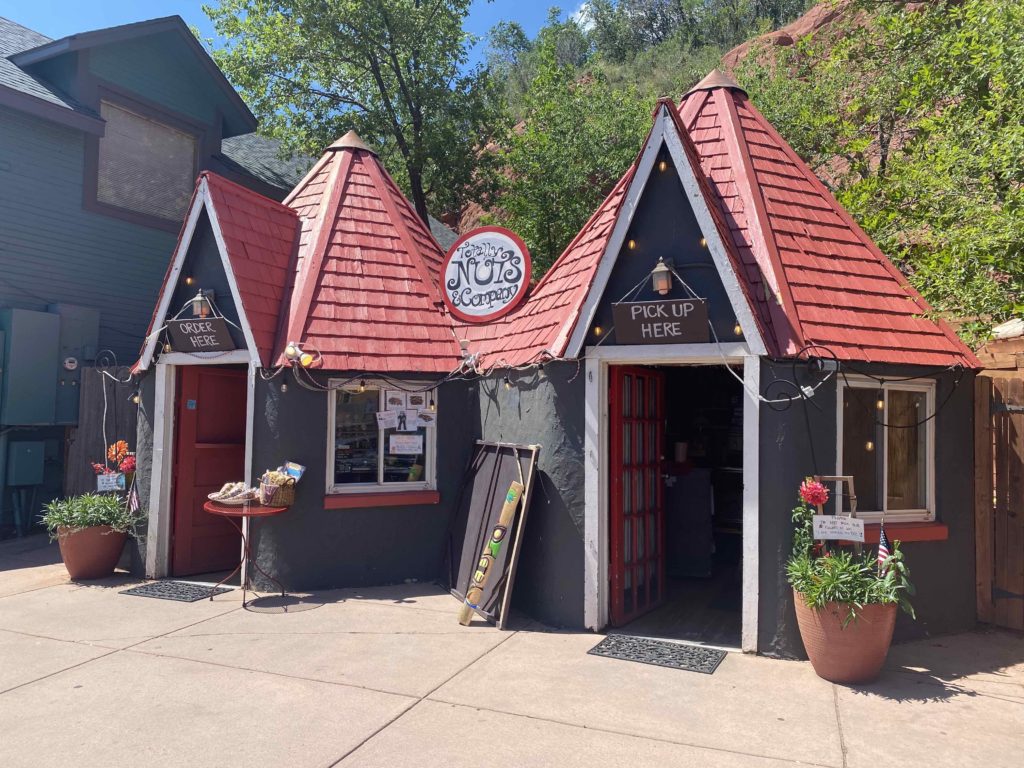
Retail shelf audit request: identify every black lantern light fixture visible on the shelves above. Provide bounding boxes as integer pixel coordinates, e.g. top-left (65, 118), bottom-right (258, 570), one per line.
top-left (190, 289), bottom-right (215, 318)
top-left (651, 258), bottom-right (673, 296)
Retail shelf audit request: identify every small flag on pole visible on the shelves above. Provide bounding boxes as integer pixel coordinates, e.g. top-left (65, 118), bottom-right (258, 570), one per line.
top-left (877, 524), bottom-right (891, 573)
top-left (127, 481), bottom-right (141, 515)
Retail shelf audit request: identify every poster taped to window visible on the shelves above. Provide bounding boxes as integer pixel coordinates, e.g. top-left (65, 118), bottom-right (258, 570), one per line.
top-left (389, 434), bottom-right (424, 455)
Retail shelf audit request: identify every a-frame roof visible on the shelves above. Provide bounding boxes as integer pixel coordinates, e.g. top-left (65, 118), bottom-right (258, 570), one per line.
top-left (133, 172), bottom-right (299, 372)
top-left (465, 73), bottom-right (978, 370)
top-left (279, 131), bottom-right (462, 372)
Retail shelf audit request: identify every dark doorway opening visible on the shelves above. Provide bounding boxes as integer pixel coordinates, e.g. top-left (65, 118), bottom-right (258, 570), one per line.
top-left (611, 365), bottom-right (743, 648)
top-left (170, 365), bottom-right (246, 578)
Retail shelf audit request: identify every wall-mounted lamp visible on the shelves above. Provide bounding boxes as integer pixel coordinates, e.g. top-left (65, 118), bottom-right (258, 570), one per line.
top-left (699, 237), bottom-right (707, 248)
top-left (658, 159), bottom-right (668, 172)
top-left (593, 325), bottom-right (603, 337)
top-left (651, 258), bottom-right (673, 296)
top-left (191, 289), bottom-right (215, 318)
top-left (865, 440), bottom-right (875, 452)
top-left (627, 238), bottom-right (637, 251)
top-left (185, 276), bottom-right (195, 286)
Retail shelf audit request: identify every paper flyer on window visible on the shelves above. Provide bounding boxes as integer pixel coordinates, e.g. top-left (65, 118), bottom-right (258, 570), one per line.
top-left (375, 410), bottom-right (399, 429)
top-left (389, 434), bottom-right (424, 455)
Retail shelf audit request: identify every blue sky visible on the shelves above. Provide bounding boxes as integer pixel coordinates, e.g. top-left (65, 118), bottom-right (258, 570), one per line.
top-left (2, 0), bottom-right (567, 66)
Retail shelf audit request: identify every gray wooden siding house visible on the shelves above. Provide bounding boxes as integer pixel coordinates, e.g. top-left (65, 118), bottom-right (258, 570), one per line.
top-left (0, 15), bottom-right (310, 535)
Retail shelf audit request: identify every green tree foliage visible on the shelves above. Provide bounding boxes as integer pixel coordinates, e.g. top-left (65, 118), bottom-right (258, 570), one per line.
top-left (741, 0), bottom-right (1024, 334)
top-left (203, 0), bottom-right (507, 224)
top-left (494, 27), bottom-right (650, 273)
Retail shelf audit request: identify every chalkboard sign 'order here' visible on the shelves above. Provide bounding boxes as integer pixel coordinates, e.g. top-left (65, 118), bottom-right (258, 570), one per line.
top-left (166, 318), bottom-right (235, 353)
top-left (612, 299), bottom-right (709, 344)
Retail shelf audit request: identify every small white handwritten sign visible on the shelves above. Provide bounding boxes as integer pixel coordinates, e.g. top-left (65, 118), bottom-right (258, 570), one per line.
top-left (813, 515), bottom-right (865, 542)
top-left (96, 473), bottom-right (125, 492)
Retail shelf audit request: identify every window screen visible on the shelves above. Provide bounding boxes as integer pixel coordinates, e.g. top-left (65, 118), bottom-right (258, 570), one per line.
top-left (97, 100), bottom-right (197, 221)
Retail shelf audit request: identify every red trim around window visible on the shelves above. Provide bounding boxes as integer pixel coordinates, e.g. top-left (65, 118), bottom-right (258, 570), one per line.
top-left (323, 490), bottom-right (440, 510)
top-left (863, 521), bottom-right (948, 544)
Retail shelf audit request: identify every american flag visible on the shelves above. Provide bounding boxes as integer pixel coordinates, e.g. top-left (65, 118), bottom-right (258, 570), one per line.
top-left (127, 480), bottom-right (141, 515)
top-left (877, 524), bottom-right (892, 574)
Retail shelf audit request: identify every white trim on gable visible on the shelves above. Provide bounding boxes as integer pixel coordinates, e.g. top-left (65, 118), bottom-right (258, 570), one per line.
top-left (564, 105), bottom-right (767, 359)
top-left (134, 177), bottom-right (262, 372)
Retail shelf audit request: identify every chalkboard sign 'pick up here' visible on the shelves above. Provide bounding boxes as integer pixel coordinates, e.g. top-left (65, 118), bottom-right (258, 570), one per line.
top-left (167, 318), bottom-right (235, 353)
top-left (611, 299), bottom-right (709, 344)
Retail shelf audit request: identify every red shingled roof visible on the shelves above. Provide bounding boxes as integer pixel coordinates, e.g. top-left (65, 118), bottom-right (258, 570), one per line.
top-left (466, 71), bottom-right (977, 370)
top-left (133, 172), bottom-right (299, 371)
top-left (204, 172), bottom-right (299, 366)
top-left (279, 132), bottom-right (460, 372)
top-left (678, 74), bottom-right (978, 367)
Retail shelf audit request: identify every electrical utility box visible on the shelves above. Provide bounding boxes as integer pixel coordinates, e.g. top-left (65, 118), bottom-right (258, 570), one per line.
top-left (6, 441), bottom-right (45, 486)
top-left (0, 308), bottom-right (60, 426)
top-left (47, 303), bottom-right (100, 424)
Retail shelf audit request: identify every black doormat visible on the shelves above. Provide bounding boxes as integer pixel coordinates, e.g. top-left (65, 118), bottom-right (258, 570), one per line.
top-left (588, 635), bottom-right (727, 674)
top-left (120, 581), bottom-right (232, 602)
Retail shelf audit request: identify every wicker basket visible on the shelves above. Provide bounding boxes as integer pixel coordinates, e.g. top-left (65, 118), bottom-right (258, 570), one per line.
top-left (260, 476), bottom-right (295, 507)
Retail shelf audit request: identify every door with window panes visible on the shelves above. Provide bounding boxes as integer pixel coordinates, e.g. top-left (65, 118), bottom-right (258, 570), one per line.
top-left (609, 366), bottom-right (665, 626)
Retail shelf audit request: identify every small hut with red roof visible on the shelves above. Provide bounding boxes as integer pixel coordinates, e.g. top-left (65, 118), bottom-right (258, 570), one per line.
top-left (132, 72), bottom-right (980, 657)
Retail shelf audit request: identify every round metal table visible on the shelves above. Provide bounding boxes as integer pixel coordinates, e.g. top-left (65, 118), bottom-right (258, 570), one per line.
top-left (203, 500), bottom-right (288, 606)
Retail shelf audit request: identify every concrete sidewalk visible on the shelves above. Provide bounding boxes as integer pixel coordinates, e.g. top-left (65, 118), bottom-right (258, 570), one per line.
top-left (0, 535), bottom-right (1021, 768)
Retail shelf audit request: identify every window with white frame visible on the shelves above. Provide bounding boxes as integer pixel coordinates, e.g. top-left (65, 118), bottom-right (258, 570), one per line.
top-left (837, 376), bottom-right (935, 522)
top-left (327, 381), bottom-right (437, 493)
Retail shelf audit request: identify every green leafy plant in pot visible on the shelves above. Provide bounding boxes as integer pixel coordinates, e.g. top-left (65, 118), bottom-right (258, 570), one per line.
top-left (787, 479), bottom-right (915, 684)
top-left (41, 493), bottom-right (141, 580)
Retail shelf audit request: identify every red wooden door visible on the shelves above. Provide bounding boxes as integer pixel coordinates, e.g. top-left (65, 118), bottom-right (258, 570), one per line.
top-left (171, 367), bottom-right (246, 576)
top-left (609, 366), bottom-right (665, 626)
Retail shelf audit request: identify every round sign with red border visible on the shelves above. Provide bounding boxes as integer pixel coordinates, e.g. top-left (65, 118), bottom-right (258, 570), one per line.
top-left (441, 226), bottom-right (532, 323)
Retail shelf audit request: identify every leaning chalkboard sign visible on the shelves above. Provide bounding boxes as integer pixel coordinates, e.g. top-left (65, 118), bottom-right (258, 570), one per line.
top-left (166, 318), bottom-right (235, 353)
top-left (445, 441), bottom-right (539, 629)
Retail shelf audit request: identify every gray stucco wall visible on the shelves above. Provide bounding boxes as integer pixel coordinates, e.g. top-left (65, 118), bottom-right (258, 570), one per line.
top-left (247, 374), bottom-right (479, 590)
top-left (758, 359), bottom-right (977, 657)
top-left (476, 362), bottom-right (587, 628)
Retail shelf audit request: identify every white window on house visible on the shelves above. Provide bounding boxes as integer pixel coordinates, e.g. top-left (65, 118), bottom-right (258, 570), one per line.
top-left (96, 100), bottom-right (197, 222)
top-left (837, 376), bottom-right (935, 522)
top-left (327, 381), bottom-right (437, 494)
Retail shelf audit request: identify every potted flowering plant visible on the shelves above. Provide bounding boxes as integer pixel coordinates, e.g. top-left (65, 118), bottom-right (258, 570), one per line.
top-left (45, 440), bottom-right (142, 580)
top-left (787, 479), bottom-right (915, 684)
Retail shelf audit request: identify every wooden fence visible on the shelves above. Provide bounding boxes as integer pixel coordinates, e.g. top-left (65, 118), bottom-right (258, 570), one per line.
top-left (975, 373), bottom-right (1024, 631)
top-left (64, 367), bottom-right (138, 497)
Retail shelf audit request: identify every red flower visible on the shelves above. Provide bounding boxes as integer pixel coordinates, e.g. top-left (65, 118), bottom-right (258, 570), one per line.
top-left (799, 479), bottom-right (829, 507)
top-left (91, 462), bottom-right (114, 476)
top-left (119, 455), bottom-right (136, 474)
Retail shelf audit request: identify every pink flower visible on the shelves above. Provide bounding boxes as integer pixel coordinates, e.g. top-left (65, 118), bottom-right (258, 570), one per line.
top-left (799, 479), bottom-right (829, 507)
top-left (119, 455), bottom-right (136, 474)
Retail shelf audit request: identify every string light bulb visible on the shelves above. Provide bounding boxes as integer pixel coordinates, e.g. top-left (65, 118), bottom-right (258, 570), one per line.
top-left (594, 325), bottom-right (603, 336)
top-left (627, 238), bottom-right (637, 251)
top-left (865, 440), bottom-right (875, 452)
top-left (699, 236), bottom-right (707, 248)
top-left (280, 382), bottom-right (288, 394)
top-left (503, 374), bottom-right (512, 391)
top-left (428, 397), bottom-right (436, 412)
top-left (163, 342), bottom-right (172, 354)
top-left (131, 392), bottom-right (141, 405)
top-left (299, 352), bottom-right (315, 368)
top-left (658, 159), bottom-right (668, 172)
top-left (733, 322), bottom-right (743, 337)
top-left (185, 276), bottom-right (194, 286)
top-left (284, 342), bottom-right (301, 361)
top-left (358, 379), bottom-right (366, 393)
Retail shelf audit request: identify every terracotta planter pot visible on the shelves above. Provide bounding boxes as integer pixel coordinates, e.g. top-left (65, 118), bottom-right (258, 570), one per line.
top-left (793, 589), bottom-right (897, 684)
top-left (56, 525), bottom-right (127, 580)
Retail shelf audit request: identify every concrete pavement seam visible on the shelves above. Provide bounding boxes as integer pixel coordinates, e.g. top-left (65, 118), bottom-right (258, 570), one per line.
top-left (329, 629), bottom-right (522, 767)
top-left (832, 685), bottom-right (849, 768)
top-left (0, 603), bottom-right (244, 697)
top-left (424, 696), bottom-right (837, 768)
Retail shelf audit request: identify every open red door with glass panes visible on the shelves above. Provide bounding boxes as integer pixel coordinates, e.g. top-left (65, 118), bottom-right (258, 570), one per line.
top-left (609, 366), bottom-right (665, 626)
